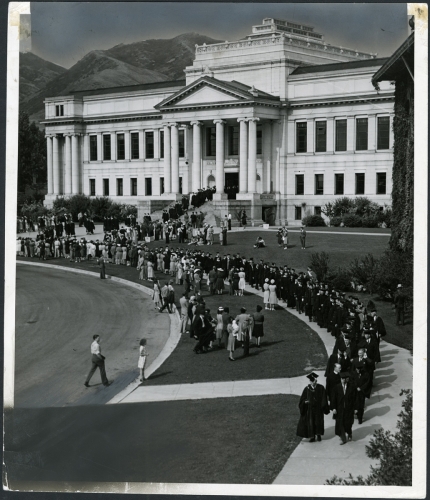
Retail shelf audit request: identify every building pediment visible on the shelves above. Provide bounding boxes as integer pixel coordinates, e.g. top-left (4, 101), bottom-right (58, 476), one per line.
top-left (156, 76), bottom-right (280, 111)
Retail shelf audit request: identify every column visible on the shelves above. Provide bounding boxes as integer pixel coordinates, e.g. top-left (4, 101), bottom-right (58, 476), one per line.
top-left (52, 135), bottom-right (60, 194)
top-left (326, 117), bottom-right (335, 153)
top-left (83, 134), bottom-right (89, 163)
top-left (163, 124), bottom-right (171, 194)
top-left (238, 118), bottom-right (248, 193)
top-left (272, 120), bottom-right (281, 193)
top-left (64, 134), bottom-right (72, 194)
top-left (389, 114), bottom-right (394, 149)
top-left (347, 116), bottom-right (355, 151)
top-left (368, 114), bottom-right (376, 151)
top-left (71, 134), bottom-right (80, 194)
top-left (307, 119), bottom-right (314, 153)
top-left (191, 121), bottom-right (202, 192)
top-left (46, 136), bottom-right (53, 194)
top-left (170, 123), bottom-right (179, 194)
top-left (97, 133), bottom-right (102, 161)
top-left (154, 128), bottom-right (160, 159)
top-left (262, 122), bottom-right (272, 193)
top-left (182, 125), bottom-right (191, 195)
top-left (247, 118), bottom-right (259, 193)
top-left (139, 131), bottom-right (144, 159)
top-left (124, 131), bottom-right (130, 160)
top-left (111, 132), bottom-right (116, 160)
top-left (214, 119), bottom-right (225, 194)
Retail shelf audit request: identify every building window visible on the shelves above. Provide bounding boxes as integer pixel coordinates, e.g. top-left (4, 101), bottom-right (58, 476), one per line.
top-left (376, 172), bottom-right (387, 194)
top-left (179, 177), bottom-right (183, 194)
top-left (160, 130), bottom-right (164, 159)
top-left (145, 178), bottom-right (152, 196)
top-left (335, 173), bottom-right (344, 195)
top-left (228, 126), bottom-right (239, 156)
top-left (116, 178), bottom-right (123, 196)
top-left (103, 178), bottom-right (109, 196)
top-left (131, 132), bottom-right (139, 159)
top-left (315, 121), bottom-right (327, 152)
top-left (257, 125), bottom-right (262, 154)
top-left (335, 120), bottom-right (347, 151)
top-left (55, 104), bottom-right (64, 117)
top-left (89, 179), bottom-right (96, 196)
top-left (296, 122), bottom-right (307, 153)
top-left (206, 126), bottom-right (216, 156)
top-left (116, 134), bottom-right (125, 160)
top-left (103, 135), bottom-right (111, 161)
top-left (295, 174), bottom-right (304, 195)
top-left (89, 135), bottom-right (97, 161)
top-left (145, 131), bottom-right (154, 159)
top-left (356, 118), bottom-right (368, 151)
top-left (377, 117), bottom-right (390, 150)
top-left (315, 174), bottom-right (324, 195)
top-left (314, 206), bottom-right (322, 216)
top-left (295, 206), bottom-right (302, 220)
top-left (355, 173), bottom-right (365, 195)
top-left (130, 178), bottom-right (137, 196)
top-left (178, 129), bottom-right (185, 158)
top-left (160, 177), bottom-right (164, 195)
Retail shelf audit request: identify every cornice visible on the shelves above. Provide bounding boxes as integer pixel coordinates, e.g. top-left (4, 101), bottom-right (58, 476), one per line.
top-left (287, 94), bottom-right (394, 109)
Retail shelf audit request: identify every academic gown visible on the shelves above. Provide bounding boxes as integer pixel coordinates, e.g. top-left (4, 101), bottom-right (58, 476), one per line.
top-left (296, 384), bottom-right (329, 438)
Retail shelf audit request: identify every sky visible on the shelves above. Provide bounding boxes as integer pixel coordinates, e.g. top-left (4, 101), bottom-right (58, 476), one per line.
top-left (29, 2), bottom-right (409, 69)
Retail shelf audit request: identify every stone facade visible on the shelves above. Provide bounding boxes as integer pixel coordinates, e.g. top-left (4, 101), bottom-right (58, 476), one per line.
top-left (43, 18), bottom-right (394, 225)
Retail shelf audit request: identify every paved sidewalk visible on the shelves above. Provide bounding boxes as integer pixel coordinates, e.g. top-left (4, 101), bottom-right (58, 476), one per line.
top-left (115, 281), bottom-right (412, 485)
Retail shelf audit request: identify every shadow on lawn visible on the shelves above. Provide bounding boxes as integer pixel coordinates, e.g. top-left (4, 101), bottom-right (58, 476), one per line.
top-left (146, 371), bottom-right (173, 380)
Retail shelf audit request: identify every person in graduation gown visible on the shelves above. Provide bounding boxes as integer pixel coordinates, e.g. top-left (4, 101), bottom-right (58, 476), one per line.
top-left (297, 372), bottom-right (329, 442)
top-left (331, 372), bottom-right (356, 444)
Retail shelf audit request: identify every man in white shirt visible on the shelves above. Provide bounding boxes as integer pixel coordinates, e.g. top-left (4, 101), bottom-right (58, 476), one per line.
top-left (84, 335), bottom-right (111, 387)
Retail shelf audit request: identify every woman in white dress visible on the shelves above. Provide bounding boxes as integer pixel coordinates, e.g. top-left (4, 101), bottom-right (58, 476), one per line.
top-left (138, 338), bottom-right (148, 382)
top-left (176, 262), bottom-right (183, 285)
top-left (215, 307), bottom-right (224, 348)
top-left (152, 281), bottom-right (161, 309)
top-left (238, 268), bottom-right (246, 296)
top-left (263, 278), bottom-right (270, 310)
top-left (147, 260), bottom-right (154, 281)
top-left (268, 279), bottom-right (278, 311)
top-left (137, 254), bottom-right (144, 279)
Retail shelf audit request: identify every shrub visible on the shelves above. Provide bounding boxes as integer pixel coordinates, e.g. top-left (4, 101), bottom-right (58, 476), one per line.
top-left (329, 216), bottom-right (342, 227)
top-left (349, 254), bottom-right (378, 294)
top-left (372, 249), bottom-right (413, 303)
top-left (326, 389), bottom-right (412, 486)
top-left (309, 252), bottom-right (330, 282)
top-left (328, 197), bottom-right (355, 217)
top-left (361, 215), bottom-right (380, 228)
top-left (89, 197), bottom-right (113, 221)
top-left (353, 197), bottom-right (381, 216)
top-left (326, 267), bottom-right (351, 291)
top-left (52, 196), bottom-right (71, 213)
top-left (301, 215), bottom-right (326, 227)
top-left (342, 214), bottom-right (362, 227)
top-left (20, 201), bottom-right (49, 221)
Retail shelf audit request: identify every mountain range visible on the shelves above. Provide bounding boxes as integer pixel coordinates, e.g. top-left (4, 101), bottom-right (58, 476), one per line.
top-left (20, 33), bottom-right (221, 127)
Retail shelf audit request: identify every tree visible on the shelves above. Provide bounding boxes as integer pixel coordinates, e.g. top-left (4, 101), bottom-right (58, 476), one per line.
top-left (18, 111), bottom-right (47, 193)
top-left (326, 389), bottom-right (412, 486)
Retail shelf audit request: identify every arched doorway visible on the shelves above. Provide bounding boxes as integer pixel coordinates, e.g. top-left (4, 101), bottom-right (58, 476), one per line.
top-left (207, 175), bottom-right (215, 188)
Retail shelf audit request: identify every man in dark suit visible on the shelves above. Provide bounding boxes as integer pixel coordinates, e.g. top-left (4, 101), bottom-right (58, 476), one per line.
top-left (331, 372), bottom-right (355, 444)
top-left (369, 310), bottom-right (387, 342)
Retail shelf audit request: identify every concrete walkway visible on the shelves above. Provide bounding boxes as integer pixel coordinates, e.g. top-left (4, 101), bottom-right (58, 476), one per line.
top-left (115, 280), bottom-right (412, 485)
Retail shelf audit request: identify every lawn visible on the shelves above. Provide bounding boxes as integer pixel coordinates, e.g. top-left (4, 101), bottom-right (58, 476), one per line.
top-left (145, 288), bottom-right (328, 385)
top-left (145, 229), bottom-right (390, 272)
top-left (8, 395), bottom-right (301, 484)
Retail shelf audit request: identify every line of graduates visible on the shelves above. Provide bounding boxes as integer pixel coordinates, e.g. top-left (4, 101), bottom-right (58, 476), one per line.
top-left (190, 187), bottom-right (216, 208)
top-left (297, 299), bottom-right (386, 445)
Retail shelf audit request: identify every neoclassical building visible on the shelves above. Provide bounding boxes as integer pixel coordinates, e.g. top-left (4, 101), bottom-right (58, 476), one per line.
top-left (43, 18), bottom-right (394, 225)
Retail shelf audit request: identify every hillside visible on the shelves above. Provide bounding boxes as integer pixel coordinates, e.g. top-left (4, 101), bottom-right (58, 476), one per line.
top-left (19, 32), bottom-right (221, 126)
top-left (19, 52), bottom-right (66, 103)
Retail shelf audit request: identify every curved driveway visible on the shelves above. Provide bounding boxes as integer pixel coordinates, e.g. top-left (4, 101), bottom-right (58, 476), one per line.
top-left (15, 265), bottom-right (170, 407)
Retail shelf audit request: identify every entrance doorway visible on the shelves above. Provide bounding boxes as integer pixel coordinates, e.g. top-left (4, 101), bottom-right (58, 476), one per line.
top-left (262, 206), bottom-right (277, 226)
top-left (207, 175), bottom-right (215, 188)
top-left (224, 172), bottom-right (239, 200)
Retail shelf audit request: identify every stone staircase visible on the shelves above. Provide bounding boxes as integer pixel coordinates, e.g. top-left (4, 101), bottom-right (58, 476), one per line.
top-left (149, 200), bottom-right (222, 230)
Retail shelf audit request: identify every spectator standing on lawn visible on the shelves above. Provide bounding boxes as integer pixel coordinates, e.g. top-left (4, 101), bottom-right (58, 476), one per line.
top-left (263, 278), bottom-right (270, 309)
top-left (268, 279), bottom-right (277, 311)
top-left (394, 284), bottom-right (406, 325)
top-left (300, 226), bottom-right (307, 249)
top-left (251, 305), bottom-right (265, 347)
top-left (227, 317), bottom-right (237, 361)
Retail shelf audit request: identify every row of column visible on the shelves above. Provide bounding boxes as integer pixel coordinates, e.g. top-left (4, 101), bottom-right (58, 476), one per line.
top-left (46, 134), bottom-right (81, 195)
top-left (164, 118), bottom-right (261, 196)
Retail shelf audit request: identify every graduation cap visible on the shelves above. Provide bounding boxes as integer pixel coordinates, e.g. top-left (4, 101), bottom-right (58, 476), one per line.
top-left (340, 372), bottom-right (350, 379)
top-left (306, 372), bottom-right (319, 382)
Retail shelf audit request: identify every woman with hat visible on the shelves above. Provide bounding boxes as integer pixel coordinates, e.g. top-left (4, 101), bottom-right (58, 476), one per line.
top-left (216, 267), bottom-right (225, 295)
top-left (263, 278), bottom-right (270, 309)
top-left (215, 307), bottom-right (224, 348)
top-left (251, 305), bottom-right (265, 347)
top-left (297, 372), bottom-right (329, 442)
top-left (268, 279), bottom-right (277, 311)
top-left (238, 267), bottom-right (246, 296)
top-left (137, 338), bottom-right (148, 382)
